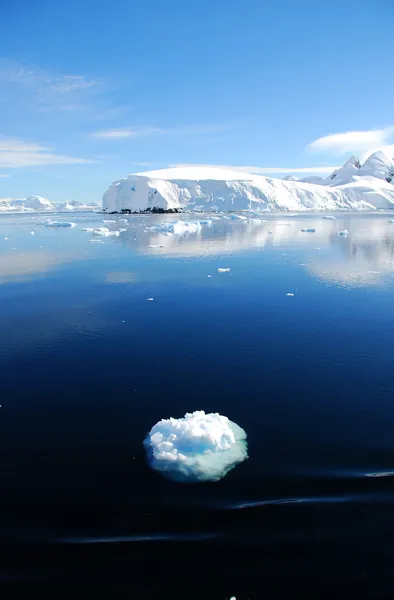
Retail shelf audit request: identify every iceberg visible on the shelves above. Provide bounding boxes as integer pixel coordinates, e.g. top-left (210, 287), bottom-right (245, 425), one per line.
top-left (91, 227), bottom-right (120, 237)
top-left (147, 220), bottom-right (202, 235)
top-left (44, 220), bottom-right (76, 228)
top-left (301, 228), bottom-right (316, 233)
top-left (144, 411), bottom-right (248, 482)
top-left (102, 150), bottom-right (394, 213)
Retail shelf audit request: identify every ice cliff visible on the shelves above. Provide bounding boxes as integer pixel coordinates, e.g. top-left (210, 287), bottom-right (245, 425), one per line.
top-left (102, 150), bottom-right (394, 213)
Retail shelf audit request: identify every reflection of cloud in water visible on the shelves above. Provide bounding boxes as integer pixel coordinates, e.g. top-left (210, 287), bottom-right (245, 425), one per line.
top-left (105, 271), bottom-right (136, 284)
top-left (0, 252), bottom-right (59, 284)
top-left (124, 216), bottom-right (394, 288)
top-left (308, 233), bottom-right (394, 288)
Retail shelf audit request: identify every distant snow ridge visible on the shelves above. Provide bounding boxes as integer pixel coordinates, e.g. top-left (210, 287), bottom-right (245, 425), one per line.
top-left (24, 195), bottom-right (55, 211)
top-left (103, 150), bottom-right (394, 213)
top-left (144, 411), bottom-right (248, 482)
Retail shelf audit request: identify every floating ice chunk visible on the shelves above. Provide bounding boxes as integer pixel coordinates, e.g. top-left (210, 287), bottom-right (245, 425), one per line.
top-left (117, 218), bottom-right (128, 223)
top-left (44, 220), bottom-right (76, 228)
top-left (218, 267), bottom-right (230, 272)
top-left (147, 297), bottom-right (154, 301)
top-left (30, 231), bottom-right (35, 235)
top-left (246, 218), bottom-right (262, 224)
top-left (322, 215), bottom-right (336, 220)
top-left (103, 219), bottom-right (116, 223)
top-left (4, 237), bottom-right (9, 240)
top-left (208, 275), bottom-right (212, 278)
top-left (148, 244), bottom-right (165, 248)
top-left (268, 230), bottom-right (273, 234)
top-left (89, 239), bottom-right (105, 244)
top-left (82, 227), bottom-right (95, 232)
top-left (144, 410), bottom-right (248, 483)
top-left (286, 293), bottom-right (294, 296)
top-left (301, 228), bottom-right (316, 233)
top-left (148, 220), bottom-right (202, 235)
top-left (337, 229), bottom-right (349, 236)
top-left (92, 227), bottom-right (120, 237)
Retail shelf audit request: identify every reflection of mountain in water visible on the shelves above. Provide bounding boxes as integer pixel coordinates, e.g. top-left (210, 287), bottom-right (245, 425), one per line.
top-left (120, 215), bottom-right (394, 288)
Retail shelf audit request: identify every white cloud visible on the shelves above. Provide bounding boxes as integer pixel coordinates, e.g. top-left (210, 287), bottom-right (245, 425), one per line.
top-left (92, 126), bottom-right (164, 139)
top-left (171, 163), bottom-right (339, 175)
top-left (0, 61), bottom-right (99, 112)
top-left (307, 127), bottom-right (394, 157)
top-left (0, 137), bottom-right (93, 168)
top-left (92, 123), bottom-right (229, 140)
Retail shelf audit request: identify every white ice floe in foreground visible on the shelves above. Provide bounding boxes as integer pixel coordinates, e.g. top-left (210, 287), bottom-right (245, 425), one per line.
top-left (91, 227), bottom-right (120, 237)
top-left (218, 267), bottom-right (231, 272)
top-left (44, 220), bottom-right (76, 228)
top-left (102, 150), bottom-right (394, 213)
top-left (144, 411), bottom-right (248, 482)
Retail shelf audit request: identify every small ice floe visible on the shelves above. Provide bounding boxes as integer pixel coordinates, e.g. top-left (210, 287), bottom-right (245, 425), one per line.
top-left (246, 218), bottom-right (262, 224)
top-left (208, 275), bottom-right (212, 278)
top-left (143, 410), bottom-right (248, 482)
top-left (30, 231), bottom-right (35, 235)
top-left (89, 239), bottom-right (105, 244)
top-left (82, 227), bottom-right (95, 232)
top-left (44, 220), bottom-right (76, 228)
top-left (117, 218), bottom-right (128, 223)
top-left (92, 227), bottom-right (120, 237)
top-left (322, 215), bottom-right (336, 220)
top-left (147, 297), bottom-right (154, 301)
top-left (218, 267), bottom-right (230, 273)
top-left (268, 230), bottom-right (273, 234)
top-left (286, 293), bottom-right (294, 296)
top-left (148, 244), bottom-right (165, 248)
top-left (314, 247), bottom-right (321, 251)
top-left (337, 229), bottom-right (349, 236)
top-left (148, 221), bottom-right (202, 235)
top-left (4, 237), bottom-right (9, 241)
top-left (301, 228), bottom-right (316, 233)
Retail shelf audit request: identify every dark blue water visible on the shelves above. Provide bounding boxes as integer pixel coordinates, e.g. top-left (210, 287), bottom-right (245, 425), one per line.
top-left (1, 212), bottom-right (394, 598)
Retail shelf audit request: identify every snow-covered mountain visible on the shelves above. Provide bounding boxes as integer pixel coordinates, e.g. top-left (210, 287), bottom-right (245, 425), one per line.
top-left (0, 196), bottom-right (100, 213)
top-left (103, 150), bottom-right (394, 213)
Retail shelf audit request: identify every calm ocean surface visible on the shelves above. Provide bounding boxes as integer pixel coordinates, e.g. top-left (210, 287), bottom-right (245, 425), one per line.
top-left (1, 212), bottom-right (394, 598)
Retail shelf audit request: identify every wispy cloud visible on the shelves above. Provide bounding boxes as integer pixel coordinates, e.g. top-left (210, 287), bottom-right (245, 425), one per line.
top-left (0, 61), bottom-right (99, 112)
top-left (92, 123), bottom-right (229, 140)
top-left (92, 126), bottom-right (164, 139)
top-left (171, 164), bottom-right (339, 175)
top-left (307, 127), bottom-right (394, 159)
top-left (0, 137), bottom-right (93, 168)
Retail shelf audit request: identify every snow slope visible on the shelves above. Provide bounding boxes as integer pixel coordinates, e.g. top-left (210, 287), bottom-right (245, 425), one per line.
top-left (24, 196), bottom-right (55, 211)
top-left (103, 151), bottom-right (394, 213)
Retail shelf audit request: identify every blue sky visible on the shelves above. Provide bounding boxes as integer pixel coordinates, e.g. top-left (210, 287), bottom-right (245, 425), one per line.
top-left (0, 0), bottom-right (393, 203)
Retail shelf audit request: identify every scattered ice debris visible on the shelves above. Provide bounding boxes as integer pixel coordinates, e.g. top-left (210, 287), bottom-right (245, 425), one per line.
top-left (147, 297), bottom-right (154, 301)
top-left (148, 244), bottom-right (166, 248)
top-left (322, 215), bottom-right (336, 220)
top-left (103, 219), bottom-right (116, 223)
top-left (301, 228), bottom-right (316, 233)
top-left (337, 229), bottom-right (349, 236)
top-left (117, 218), bottom-right (128, 223)
top-left (44, 220), bottom-right (76, 228)
top-left (143, 410), bottom-right (248, 483)
top-left (89, 239), bottom-right (105, 244)
top-left (92, 227), bottom-right (120, 237)
top-left (218, 268), bottom-right (231, 273)
top-left (222, 214), bottom-right (247, 221)
top-left (286, 293), bottom-right (294, 296)
top-left (148, 220), bottom-right (202, 235)
top-left (246, 218), bottom-right (262, 224)
top-left (82, 227), bottom-right (95, 232)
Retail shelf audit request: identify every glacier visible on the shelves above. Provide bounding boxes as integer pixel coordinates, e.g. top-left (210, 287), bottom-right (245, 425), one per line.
top-left (102, 150), bottom-right (394, 213)
top-left (144, 411), bottom-right (248, 483)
